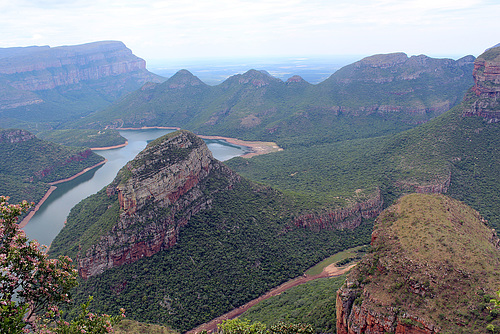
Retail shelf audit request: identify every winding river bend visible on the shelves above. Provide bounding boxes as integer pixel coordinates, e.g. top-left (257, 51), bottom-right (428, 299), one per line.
top-left (22, 129), bottom-right (250, 246)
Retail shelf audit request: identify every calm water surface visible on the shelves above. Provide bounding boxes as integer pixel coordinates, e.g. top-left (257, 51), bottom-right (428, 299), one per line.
top-left (23, 129), bottom-right (250, 246)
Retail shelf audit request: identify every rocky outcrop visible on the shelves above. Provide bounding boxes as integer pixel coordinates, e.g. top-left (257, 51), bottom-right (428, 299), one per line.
top-left (0, 129), bottom-right (36, 143)
top-left (77, 130), bottom-right (241, 278)
top-left (463, 45), bottom-right (500, 121)
top-left (293, 189), bottom-right (383, 231)
top-left (336, 194), bottom-right (500, 334)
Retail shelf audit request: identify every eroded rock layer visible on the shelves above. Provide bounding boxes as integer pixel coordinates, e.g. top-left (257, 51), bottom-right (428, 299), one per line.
top-left (77, 130), bottom-right (241, 278)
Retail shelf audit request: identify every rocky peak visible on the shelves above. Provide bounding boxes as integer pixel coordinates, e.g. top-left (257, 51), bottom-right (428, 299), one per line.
top-left (336, 194), bottom-right (500, 333)
top-left (0, 129), bottom-right (36, 143)
top-left (77, 130), bottom-right (241, 278)
top-left (463, 46), bottom-right (500, 120)
top-left (232, 69), bottom-right (282, 87)
top-left (165, 69), bottom-right (206, 89)
top-left (286, 75), bottom-right (306, 83)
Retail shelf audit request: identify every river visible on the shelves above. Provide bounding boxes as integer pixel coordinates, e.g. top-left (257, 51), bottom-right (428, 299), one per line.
top-left (22, 129), bottom-right (250, 246)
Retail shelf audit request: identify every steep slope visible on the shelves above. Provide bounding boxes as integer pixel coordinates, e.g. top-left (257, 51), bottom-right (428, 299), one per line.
top-left (228, 45), bottom-right (500, 229)
top-left (72, 53), bottom-right (474, 147)
top-left (50, 130), bottom-right (375, 331)
top-left (0, 128), bottom-right (105, 205)
top-left (336, 193), bottom-right (500, 333)
top-left (0, 41), bottom-right (163, 131)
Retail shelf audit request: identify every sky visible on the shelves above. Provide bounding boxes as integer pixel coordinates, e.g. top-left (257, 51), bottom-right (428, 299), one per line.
top-left (0, 0), bottom-right (499, 64)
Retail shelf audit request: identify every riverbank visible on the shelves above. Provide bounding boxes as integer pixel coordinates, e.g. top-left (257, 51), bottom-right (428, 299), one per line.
top-left (187, 263), bottom-right (356, 333)
top-left (91, 141), bottom-right (128, 151)
top-left (113, 126), bottom-right (283, 158)
top-left (197, 135), bottom-right (282, 158)
top-left (18, 159), bottom-right (108, 229)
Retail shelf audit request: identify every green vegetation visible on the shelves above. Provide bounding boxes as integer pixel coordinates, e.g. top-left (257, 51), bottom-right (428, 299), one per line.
top-left (37, 129), bottom-right (126, 148)
top-left (345, 194), bottom-right (500, 333)
top-left (70, 55), bottom-right (473, 150)
top-left (242, 276), bottom-right (347, 333)
top-left (114, 319), bottom-right (178, 334)
top-left (0, 129), bottom-right (105, 205)
top-left (62, 179), bottom-right (373, 332)
top-left (228, 99), bottom-right (500, 229)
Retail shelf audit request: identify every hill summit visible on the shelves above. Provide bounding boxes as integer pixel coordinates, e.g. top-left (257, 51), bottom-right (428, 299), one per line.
top-left (337, 193), bottom-right (500, 333)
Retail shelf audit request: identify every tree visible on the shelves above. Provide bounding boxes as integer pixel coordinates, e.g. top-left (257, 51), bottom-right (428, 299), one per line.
top-left (0, 196), bottom-right (123, 333)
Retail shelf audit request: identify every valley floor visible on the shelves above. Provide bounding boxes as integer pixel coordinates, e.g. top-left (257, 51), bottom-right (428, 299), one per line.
top-left (187, 262), bottom-right (356, 333)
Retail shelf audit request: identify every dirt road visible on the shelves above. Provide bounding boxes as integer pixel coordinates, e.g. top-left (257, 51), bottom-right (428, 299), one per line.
top-left (187, 263), bottom-right (356, 333)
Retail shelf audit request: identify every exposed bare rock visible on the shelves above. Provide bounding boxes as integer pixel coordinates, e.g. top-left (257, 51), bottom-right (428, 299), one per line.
top-left (463, 45), bottom-right (500, 120)
top-left (77, 130), bottom-right (241, 278)
top-left (293, 189), bottom-right (383, 231)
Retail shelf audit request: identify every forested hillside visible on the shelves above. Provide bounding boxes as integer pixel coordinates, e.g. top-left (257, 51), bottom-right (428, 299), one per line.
top-left (70, 53), bottom-right (474, 148)
top-left (49, 131), bottom-right (374, 332)
top-left (0, 128), bottom-right (105, 205)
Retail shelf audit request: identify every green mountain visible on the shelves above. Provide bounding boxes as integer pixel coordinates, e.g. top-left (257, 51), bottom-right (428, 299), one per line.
top-left (49, 130), bottom-right (374, 332)
top-left (337, 193), bottom-right (500, 333)
top-left (0, 128), bottom-right (105, 205)
top-left (71, 53), bottom-right (474, 148)
top-left (227, 46), bottom-right (500, 230)
top-left (0, 41), bottom-right (164, 133)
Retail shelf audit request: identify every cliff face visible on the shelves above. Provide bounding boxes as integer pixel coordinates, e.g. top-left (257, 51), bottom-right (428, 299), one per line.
top-left (293, 189), bottom-right (383, 231)
top-left (0, 41), bottom-right (163, 114)
top-left (0, 41), bottom-right (149, 91)
top-left (463, 45), bottom-right (500, 120)
top-left (336, 194), bottom-right (500, 334)
top-left (77, 130), bottom-right (241, 278)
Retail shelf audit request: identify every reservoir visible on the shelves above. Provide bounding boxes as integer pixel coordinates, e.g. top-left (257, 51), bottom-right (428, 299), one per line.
top-left (23, 129), bottom-right (250, 246)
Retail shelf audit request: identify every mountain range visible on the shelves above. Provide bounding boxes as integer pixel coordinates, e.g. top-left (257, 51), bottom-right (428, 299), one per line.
top-left (2, 40), bottom-right (500, 333)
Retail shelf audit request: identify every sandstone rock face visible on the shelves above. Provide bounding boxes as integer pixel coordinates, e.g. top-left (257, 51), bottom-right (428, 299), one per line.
top-left (0, 41), bottom-right (162, 111)
top-left (293, 189), bottom-right (383, 231)
top-left (0, 41), bottom-right (147, 91)
top-left (78, 131), bottom-right (241, 278)
top-left (463, 46), bottom-right (500, 121)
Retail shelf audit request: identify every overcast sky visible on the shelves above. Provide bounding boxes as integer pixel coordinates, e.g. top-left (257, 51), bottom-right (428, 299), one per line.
top-left (1, 0), bottom-right (499, 63)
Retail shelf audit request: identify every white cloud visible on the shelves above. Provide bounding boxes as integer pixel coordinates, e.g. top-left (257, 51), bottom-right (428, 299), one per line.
top-left (0, 0), bottom-right (498, 59)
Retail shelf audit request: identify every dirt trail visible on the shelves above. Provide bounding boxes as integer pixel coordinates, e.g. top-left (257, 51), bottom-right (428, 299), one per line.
top-left (187, 263), bottom-right (356, 334)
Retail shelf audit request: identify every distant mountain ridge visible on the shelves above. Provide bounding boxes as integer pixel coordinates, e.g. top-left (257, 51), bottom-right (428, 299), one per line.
top-left (0, 41), bottom-right (163, 131)
top-left (73, 52), bottom-right (475, 148)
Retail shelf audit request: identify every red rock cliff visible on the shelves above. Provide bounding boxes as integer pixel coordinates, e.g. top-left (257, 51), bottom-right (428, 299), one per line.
top-left (77, 131), bottom-right (241, 278)
top-left (463, 45), bottom-right (500, 121)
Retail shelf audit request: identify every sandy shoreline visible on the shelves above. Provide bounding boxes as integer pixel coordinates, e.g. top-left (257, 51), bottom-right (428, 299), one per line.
top-left (197, 135), bottom-right (283, 158)
top-left (91, 141), bottom-right (128, 151)
top-left (18, 129), bottom-right (281, 229)
top-left (18, 159), bottom-right (108, 229)
top-left (110, 126), bottom-right (283, 158)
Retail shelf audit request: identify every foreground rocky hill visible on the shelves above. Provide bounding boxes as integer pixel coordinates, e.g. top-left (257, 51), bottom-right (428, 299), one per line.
top-left (71, 53), bottom-right (474, 148)
top-left (337, 193), bottom-right (500, 333)
top-left (0, 41), bottom-right (163, 131)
